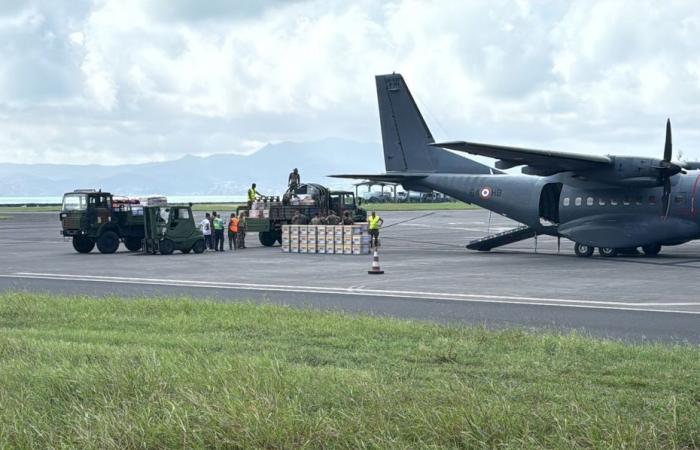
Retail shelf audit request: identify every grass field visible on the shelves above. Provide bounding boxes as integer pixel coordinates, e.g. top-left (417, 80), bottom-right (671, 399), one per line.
top-left (364, 201), bottom-right (478, 211)
top-left (0, 292), bottom-right (697, 449)
top-left (0, 206), bottom-right (59, 213)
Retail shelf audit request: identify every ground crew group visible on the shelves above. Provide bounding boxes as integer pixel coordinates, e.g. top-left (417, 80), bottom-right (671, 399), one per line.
top-left (202, 173), bottom-right (385, 250)
top-left (199, 211), bottom-right (246, 251)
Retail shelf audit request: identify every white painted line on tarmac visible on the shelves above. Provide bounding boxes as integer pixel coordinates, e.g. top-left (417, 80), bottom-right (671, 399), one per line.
top-left (2, 272), bottom-right (699, 315)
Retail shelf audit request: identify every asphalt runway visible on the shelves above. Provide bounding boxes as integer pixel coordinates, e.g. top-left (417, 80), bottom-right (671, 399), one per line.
top-left (1, 210), bottom-right (698, 343)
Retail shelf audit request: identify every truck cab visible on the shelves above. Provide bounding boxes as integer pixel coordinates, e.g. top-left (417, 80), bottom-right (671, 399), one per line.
top-left (60, 189), bottom-right (145, 254)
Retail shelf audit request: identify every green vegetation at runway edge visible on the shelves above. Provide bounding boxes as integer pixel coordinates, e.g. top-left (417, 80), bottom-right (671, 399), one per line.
top-left (0, 206), bottom-right (60, 212)
top-left (363, 201), bottom-right (479, 211)
top-left (0, 293), bottom-right (697, 449)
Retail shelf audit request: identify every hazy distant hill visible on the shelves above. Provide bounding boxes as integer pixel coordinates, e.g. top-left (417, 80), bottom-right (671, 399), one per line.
top-left (0, 138), bottom-right (384, 196)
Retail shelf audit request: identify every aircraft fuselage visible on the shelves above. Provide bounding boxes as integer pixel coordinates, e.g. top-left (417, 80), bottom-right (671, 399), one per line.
top-left (409, 170), bottom-right (700, 248)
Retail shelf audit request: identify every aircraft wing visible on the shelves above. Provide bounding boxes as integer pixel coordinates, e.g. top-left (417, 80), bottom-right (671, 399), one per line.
top-left (432, 141), bottom-right (611, 176)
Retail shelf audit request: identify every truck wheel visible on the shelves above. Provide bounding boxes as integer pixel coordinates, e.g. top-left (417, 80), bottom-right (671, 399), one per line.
top-left (72, 236), bottom-right (95, 253)
top-left (124, 237), bottom-right (142, 252)
top-left (192, 239), bottom-right (206, 254)
top-left (159, 239), bottom-right (175, 255)
top-left (96, 231), bottom-right (120, 254)
top-left (259, 231), bottom-right (277, 247)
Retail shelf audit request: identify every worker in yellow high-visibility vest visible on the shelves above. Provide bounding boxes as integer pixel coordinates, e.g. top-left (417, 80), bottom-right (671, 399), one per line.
top-left (368, 211), bottom-right (384, 248)
top-left (247, 183), bottom-right (258, 207)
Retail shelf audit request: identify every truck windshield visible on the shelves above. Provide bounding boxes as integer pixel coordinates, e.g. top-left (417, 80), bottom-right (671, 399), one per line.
top-left (62, 194), bottom-right (87, 211)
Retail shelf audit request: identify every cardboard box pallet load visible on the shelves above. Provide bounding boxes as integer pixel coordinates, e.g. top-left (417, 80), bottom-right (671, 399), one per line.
top-left (282, 223), bottom-right (370, 255)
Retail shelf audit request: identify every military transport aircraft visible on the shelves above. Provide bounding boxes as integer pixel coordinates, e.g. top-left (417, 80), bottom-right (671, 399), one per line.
top-left (332, 73), bottom-right (700, 257)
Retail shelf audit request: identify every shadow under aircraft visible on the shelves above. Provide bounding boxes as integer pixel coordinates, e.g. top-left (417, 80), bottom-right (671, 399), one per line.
top-left (332, 73), bottom-right (700, 257)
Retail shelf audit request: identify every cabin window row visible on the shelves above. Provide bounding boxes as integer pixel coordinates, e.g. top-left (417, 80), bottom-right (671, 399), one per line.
top-left (562, 195), bottom-right (686, 207)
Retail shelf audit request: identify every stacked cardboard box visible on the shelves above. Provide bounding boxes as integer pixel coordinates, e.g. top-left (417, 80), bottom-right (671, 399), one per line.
top-left (299, 225), bottom-right (308, 253)
top-left (325, 226), bottom-right (335, 253)
top-left (290, 225), bottom-right (300, 253)
top-left (334, 225), bottom-right (344, 254)
top-left (281, 225), bottom-right (291, 252)
top-left (280, 223), bottom-right (371, 255)
top-left (307, 226), bottom-right (318, 254)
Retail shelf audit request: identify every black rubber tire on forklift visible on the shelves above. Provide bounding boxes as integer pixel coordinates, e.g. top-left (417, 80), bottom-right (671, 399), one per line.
top-left (72, 235), bottom-right (95, 253)
top-left (124, 237), bottom-right (142, 252)
top-left (574, 243), bottom-right (594, 257)
top-left (259, 231), bottom-right (278, 247)
top-left (192, 239), bottom-right (206, 254)
top-left (159, 239), bottom-right (175, 255)
top-left (642, 243), bottom-right (662, 256)
top-left (96, 231), bottom-right (120, 254)
top-left (598, 247), bottom-right (618, 257)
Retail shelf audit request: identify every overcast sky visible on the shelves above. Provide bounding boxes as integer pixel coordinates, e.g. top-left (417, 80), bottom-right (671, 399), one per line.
top-left (1, 0), bottom-right (700, 165)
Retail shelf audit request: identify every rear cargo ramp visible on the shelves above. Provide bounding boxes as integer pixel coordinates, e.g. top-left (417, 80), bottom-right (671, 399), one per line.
top-left (467, 226), bottom-right (537, 251)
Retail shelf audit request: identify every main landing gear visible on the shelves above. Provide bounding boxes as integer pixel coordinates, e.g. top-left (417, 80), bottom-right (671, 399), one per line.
top-left (574, 243), bottom-right (662, 258)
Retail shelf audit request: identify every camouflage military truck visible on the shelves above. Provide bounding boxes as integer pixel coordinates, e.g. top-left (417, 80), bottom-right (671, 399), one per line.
top-left (239, 183), bottom-right (366, 246)
top-left (60, 189), bottom-right (146, 254)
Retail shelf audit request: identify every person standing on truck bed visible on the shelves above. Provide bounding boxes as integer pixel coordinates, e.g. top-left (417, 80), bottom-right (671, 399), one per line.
top-left (213, 212), bottom-right (224, 251)
top-left (368, 211), bottom-right (384, 248)
top-left (288, 168), bottom-right (300, 191)
top-left (247, 183), bottom-right (258, 207)
top-left (228, 213), bottom-right (239, 250)
top-left (200, 213), bottom-right (212, 250)
top-left (342, 211), bottom-right (354, 225)
top-left (326, 210), bottom-right (341, 225)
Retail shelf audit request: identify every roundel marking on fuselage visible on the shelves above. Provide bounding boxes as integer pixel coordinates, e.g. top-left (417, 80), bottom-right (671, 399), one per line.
top-left (479, 186), bottom-right (492, 199)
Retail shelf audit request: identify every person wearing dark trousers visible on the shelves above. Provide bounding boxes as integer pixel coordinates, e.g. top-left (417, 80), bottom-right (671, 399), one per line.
top-left (200, 213), bottom-right (213, 250)
top-left (213, 212), bottom-right (225, 251)
top-left (228, 213), bottom-right (239, 250)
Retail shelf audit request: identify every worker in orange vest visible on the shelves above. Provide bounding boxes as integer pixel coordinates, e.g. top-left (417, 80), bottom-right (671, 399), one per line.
top-left (228, 213), bottom-right (240, 250)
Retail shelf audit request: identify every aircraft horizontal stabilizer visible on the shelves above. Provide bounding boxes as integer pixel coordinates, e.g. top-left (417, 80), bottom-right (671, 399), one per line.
top-left (431, 141), bottom-right (611, 175)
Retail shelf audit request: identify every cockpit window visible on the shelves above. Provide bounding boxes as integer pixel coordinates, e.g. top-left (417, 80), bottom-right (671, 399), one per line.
top-left (62, 194), bottom-right (87, 211)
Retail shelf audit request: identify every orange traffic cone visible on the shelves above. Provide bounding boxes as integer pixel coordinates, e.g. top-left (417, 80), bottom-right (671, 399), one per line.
top-left (368, 249), bottom-right (384, 275)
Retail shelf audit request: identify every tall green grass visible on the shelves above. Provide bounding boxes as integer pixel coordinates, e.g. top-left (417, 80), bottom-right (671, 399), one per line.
top-left (0, 292), bottom-right (697, 449)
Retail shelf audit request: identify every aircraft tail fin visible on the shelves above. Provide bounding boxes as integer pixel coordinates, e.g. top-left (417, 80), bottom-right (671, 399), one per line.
top-left (376, 73), bottom-right (493, 174)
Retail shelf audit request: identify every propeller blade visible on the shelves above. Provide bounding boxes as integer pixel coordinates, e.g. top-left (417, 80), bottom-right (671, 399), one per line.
top-left (664, 118), bottom-right (672, 162)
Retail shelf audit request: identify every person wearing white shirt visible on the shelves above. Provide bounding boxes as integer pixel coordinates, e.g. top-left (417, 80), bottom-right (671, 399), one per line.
top-left (200, 213), bottom-right (212, 249)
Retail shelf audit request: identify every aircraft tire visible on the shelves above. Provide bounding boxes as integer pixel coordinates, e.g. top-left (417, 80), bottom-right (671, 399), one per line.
top-left (72, 235), bottom-right (95, 253)
top-left (642, 243), bottom-right (662, 256)
top-left (574, 243), bottom-right (594, 257)
top-left (96, 231), bottom-right (120, 254)
top-left (598, 247), bottom-right (618, 257)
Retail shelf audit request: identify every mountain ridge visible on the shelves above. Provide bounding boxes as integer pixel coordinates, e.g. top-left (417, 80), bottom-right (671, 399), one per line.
top-left (0, 138), bottom-right (384, 196)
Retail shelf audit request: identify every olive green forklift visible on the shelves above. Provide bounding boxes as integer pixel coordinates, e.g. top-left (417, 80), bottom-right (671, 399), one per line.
top-left (143, 205), bottom-right (206, 255)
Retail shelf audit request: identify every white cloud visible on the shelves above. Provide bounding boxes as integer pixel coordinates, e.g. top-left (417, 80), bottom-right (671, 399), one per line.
top-left (1, 0), bottom-right (700, 164)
